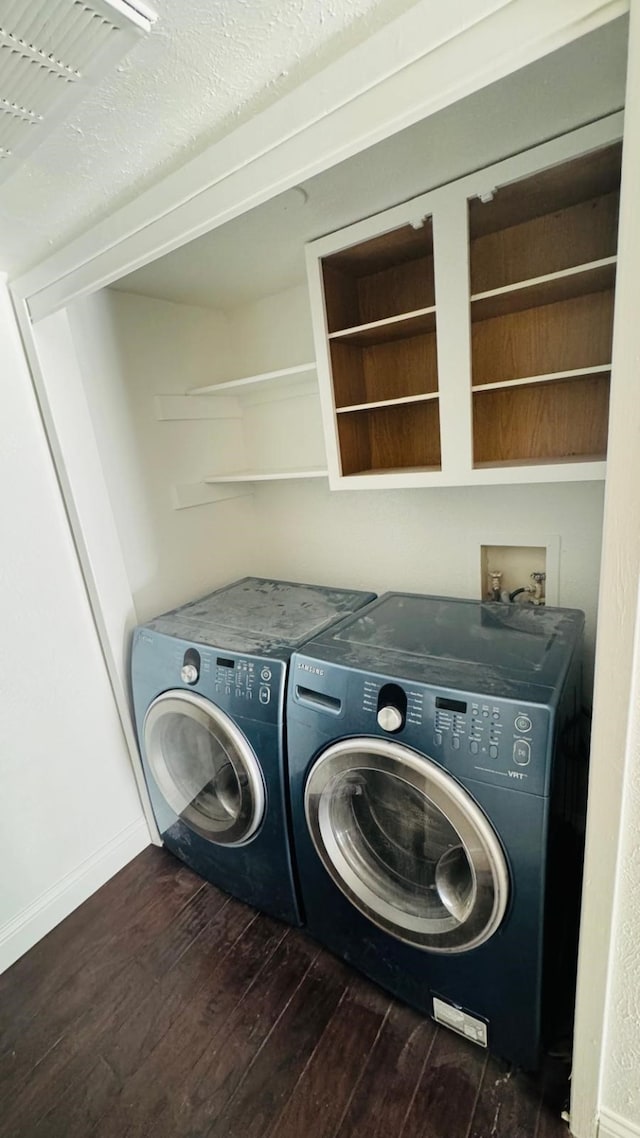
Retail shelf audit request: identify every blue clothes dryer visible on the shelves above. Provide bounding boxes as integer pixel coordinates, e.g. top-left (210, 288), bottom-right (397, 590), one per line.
top-left (286, 593), bottom-right (585, 1066)
top-left (131, 577), bottom-right (375, 926)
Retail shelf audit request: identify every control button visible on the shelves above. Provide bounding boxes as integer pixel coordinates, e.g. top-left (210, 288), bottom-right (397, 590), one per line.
top-left (180, 663), bottom-right (199, 684)
top-left (470, 740), bottom-right (479, 755)
top-left (482, 709), bottom-right (489, 718)
top-left (489, 744), bottom-right (499, 760)
top-left (452, 736), bottom-right (460, 751)
top-left (224, 685), bottom-right (231, 696)
top-left (513, 739), bottom-right (531, 766)
top-left (492, 711), bottom-right (500, 720)
top-left (377, 705), bottom-right (404, 733)
top-left (259, 686), bottom-right (270, 705)
top-left (261, 667), bottom-right (272, 682)
top-left (434, 731), bottom-right (443, 746)
top-left (515, 714), bottom-right (532, 734)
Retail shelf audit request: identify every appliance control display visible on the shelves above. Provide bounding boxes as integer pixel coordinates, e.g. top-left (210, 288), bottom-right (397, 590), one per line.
top-left (436, 696), bottom-right (467, 713)
top-left (214, 657), bottom-right (269, 702)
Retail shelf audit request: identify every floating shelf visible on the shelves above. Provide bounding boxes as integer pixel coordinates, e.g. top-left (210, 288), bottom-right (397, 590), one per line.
top-left (189, 362), bottom-right (316, 396)
top-left (204, 468), bottom-right (328, 484)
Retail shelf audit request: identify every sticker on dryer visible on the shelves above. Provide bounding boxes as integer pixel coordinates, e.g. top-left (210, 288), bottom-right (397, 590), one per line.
top-left (433, 997), bottom-right (488, 1047)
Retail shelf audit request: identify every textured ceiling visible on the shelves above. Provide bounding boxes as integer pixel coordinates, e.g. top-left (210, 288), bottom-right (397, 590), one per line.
top-left (0, 0), bottom-right (421, 276)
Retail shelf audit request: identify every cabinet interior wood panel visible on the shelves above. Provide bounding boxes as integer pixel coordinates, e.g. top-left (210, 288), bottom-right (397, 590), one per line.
top-left (337, 401), bottom-right (441, 474)
top-left (331, 332), bottom-right (438, 407)
top-left (322, 224), bottom-right (434, 333)
top-left (470, 192), bottom-right (619, 294)
top-left (471, 289), bottom-right (615, 386)
top-left (472, 374), bottom-right (610, 465)
top-left (468, 143), bottom-right (622, 239)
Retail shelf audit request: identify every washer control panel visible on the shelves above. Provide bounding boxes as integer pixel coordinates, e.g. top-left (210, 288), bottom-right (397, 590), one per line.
top-left (358, 675), bottom-right (551, 795)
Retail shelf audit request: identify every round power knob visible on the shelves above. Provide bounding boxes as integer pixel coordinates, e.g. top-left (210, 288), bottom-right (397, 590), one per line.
top-left (377, 705), bottom-right (404, 732)
top-left (181, 663), bottom-right (199, 684)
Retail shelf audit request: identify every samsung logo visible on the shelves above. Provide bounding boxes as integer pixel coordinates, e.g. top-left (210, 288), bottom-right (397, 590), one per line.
top-left (297, 662), bottom-right (325, 676)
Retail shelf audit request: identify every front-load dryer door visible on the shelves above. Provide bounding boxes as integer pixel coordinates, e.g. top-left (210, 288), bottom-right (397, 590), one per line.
top-left (305, 738), bottom-right (509, 952)
top-left (143, 691), bottom-right (265, 846)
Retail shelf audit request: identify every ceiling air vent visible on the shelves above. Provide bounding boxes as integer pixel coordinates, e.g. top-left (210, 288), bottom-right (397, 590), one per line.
top-left (0, 0), bottom-right (156, 182)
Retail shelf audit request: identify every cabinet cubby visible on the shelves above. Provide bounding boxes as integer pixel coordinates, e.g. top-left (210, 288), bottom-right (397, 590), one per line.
top-left (337, 400), bottom-right (441, 475)
top-left (468, 141), bottom-right (621, 469)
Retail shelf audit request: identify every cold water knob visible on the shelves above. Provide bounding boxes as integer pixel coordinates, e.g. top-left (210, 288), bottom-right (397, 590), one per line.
top-left (377, 705), bottom-right (404, 732)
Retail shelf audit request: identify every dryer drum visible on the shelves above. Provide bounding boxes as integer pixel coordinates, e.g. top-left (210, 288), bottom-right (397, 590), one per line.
top-left (143, 690), bottom-right (265, 846)
top-left (304, 738), bottom-right (509, 952)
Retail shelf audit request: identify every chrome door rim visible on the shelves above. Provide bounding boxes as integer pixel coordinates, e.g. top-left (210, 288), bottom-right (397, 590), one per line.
top-left (144, 690), bottom-right (265, 846)
top-left (304, 737), bottom-right (509, 952)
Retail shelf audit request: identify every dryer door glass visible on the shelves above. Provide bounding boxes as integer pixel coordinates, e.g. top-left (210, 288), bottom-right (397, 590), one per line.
top-left (305, 738), bottom-right (509, 952)
top-left (144, 691), bottom-right (265, 845)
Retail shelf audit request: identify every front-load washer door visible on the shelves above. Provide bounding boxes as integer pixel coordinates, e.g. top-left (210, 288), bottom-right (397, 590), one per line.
top-left (305, 738), bottom-right (509, 953)
top-left (143, 691), bottom-right (265, 846)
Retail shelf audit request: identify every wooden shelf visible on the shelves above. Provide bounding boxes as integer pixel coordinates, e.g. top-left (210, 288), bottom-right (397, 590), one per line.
top-left (189, 362), bottom-right (316, 396)
top-left (472, 364), bottom-right (611, 394)
top-left (204, 467), bottom-right (328, 483)
top-left (329, 307), bottom-right (436, 346)
top-left (472, 374), bottom-right (610, 466)
top-left (337, 391), bottom-right (439, 414)
top-left (470, 258), bottom-right (616, 323)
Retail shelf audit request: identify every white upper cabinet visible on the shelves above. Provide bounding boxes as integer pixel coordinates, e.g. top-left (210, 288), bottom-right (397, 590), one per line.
top-left (306, 113), bottom-right (622, 489)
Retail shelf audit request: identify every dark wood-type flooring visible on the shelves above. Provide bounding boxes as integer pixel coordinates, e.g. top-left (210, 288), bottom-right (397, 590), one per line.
top-left (0, 847), bottom-right (569, 1137)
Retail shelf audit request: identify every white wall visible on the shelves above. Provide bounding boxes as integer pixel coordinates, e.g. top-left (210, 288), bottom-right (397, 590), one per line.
top-left (68, 289), bottom-right (258, 622)
top-left (0, 279), bottom-right (148, 974)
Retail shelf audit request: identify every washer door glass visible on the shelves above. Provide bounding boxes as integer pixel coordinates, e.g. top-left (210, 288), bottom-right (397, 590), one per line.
top-left (144, 691), bottom-right (265, 846)
top-left (305, 738), bottom-right (509, 952)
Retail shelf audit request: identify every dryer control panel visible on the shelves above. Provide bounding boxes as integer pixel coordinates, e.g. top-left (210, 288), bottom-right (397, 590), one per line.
top-left (164, 638), bottom-right (284, 725)
top-left (358, 675), bottom-right (551, 796)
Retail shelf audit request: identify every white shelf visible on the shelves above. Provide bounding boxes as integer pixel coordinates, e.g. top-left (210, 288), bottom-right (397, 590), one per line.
top-left (328, 306), bottom-right (436, 346)
top-left (470, 257), bottom-right (616, 322)
top-left (337, 391), bottom-right (439, 414)
top-left (204, 467), bottom-right (328, 484)
top-left (189, 362), bottom-right (316, 396)
top-left (472, 364), bottom-right (612, 394)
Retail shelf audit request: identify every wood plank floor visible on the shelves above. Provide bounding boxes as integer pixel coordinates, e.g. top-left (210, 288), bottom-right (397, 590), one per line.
top-left (0, 847), bottom-right (570, 1138)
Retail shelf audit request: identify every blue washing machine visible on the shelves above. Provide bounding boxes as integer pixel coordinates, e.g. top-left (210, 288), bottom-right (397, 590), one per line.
top-left (286, 592), bottom-right (585, 1066)
top-left (131, 577), bottom-right (375, 925)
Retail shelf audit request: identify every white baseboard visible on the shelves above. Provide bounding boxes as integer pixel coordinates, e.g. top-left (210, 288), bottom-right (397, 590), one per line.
top-left (598, 1109), bottom-right (640, 1138)
top-left (0, 817), bottom-right (150, 974)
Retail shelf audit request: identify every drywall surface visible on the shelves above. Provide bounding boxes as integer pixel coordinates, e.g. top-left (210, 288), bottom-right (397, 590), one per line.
top-left (67, 289), bottom-right (257, 622)
top-left (0, 278), bottom-right (147, 973)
